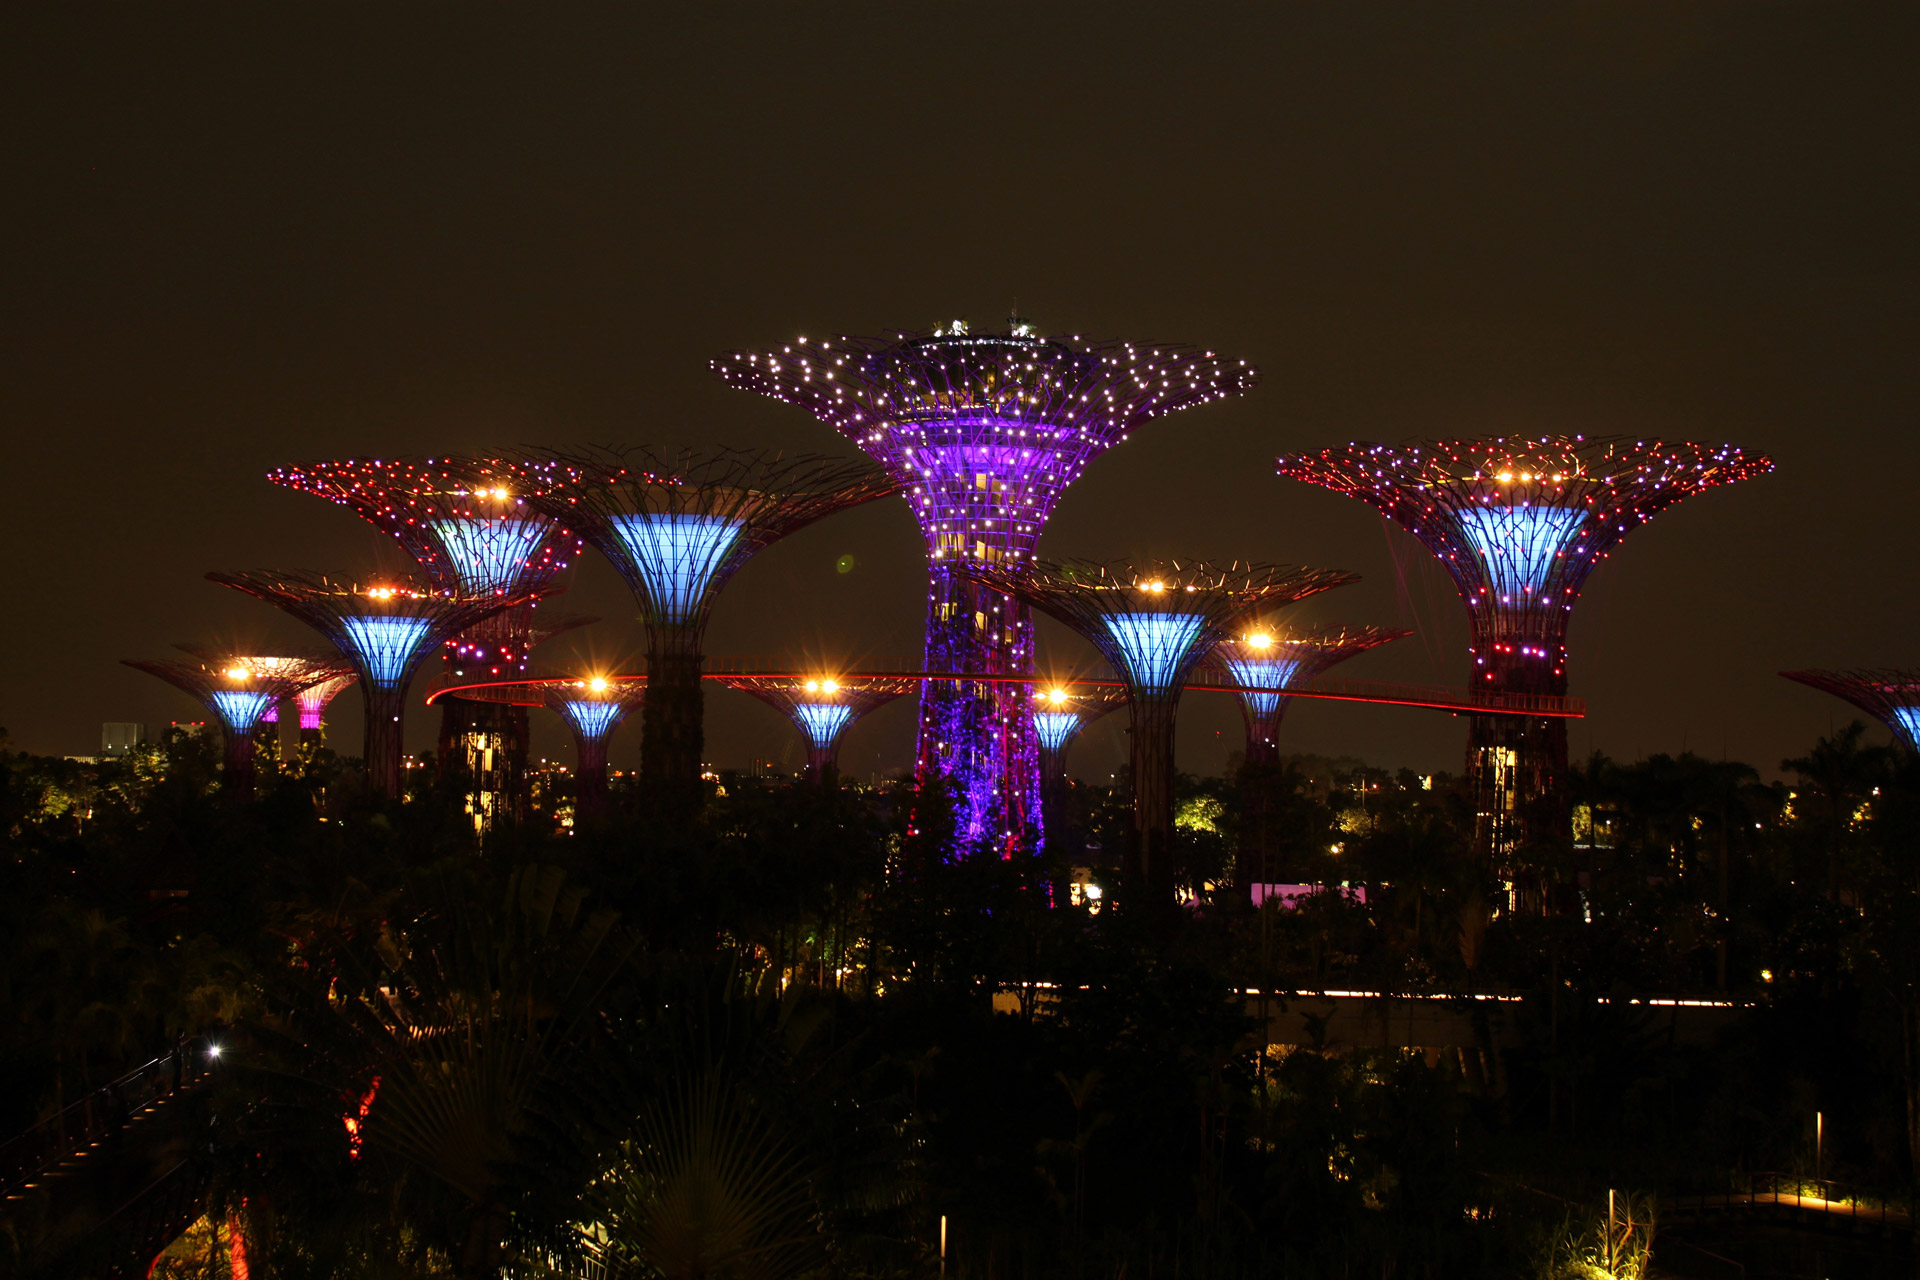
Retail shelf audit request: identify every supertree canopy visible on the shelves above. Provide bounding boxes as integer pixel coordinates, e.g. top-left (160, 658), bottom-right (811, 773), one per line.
top-left (963, 558), bottom-right (1355, 908)
top-left (1781, 670), bottom-right (1920, 753)
top-left (207, 570), bottom-right (532, 796)
top-left (292, 671), bottom-right (358, 744)
top-left (719, 675), bottom-right (918, 784)
top-left (519, 446), bottom-right (895, 812)
top-left (1277, 435), bottom-right (1772, 891)
top-left (173, 644), bottom-right (359, 753)
top-left (268, 457), bottom-right (586, 827)
top-left (124, 653), bottom-right (348, 798)
top-left (542, 676), bottom-right (647, 820)
top-left (1204, 624), bottom-right (1410, 767)
top-left (713, 322), bottom-right (1260, 856)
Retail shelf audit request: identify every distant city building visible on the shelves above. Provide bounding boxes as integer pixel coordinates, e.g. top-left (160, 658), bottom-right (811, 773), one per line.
top-left (101, 722), bottom-right (147, 757)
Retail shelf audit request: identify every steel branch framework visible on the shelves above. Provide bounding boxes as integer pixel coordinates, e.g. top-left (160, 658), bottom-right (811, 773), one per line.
top-left (518, 446), bottom-right (895, 810)
top-left (1204, 624), bottom-right (1410, 767)
top-left (123, 653), bottom-right (349, 798)
top-left (1277, 435), bottom-right (1772, 895)
top-left (713, 324), bottom-right (1259, 855)
top-left (718, 675), bottom-right (918, 783)
top-left (206, 570), bottom-right (532, 796)
top-left (1781, 669), bottom-right (1920, 753)
top-left (173, 643), bottom-right (359, 749)
top-left (963, 558), bottom-right (1356, 905)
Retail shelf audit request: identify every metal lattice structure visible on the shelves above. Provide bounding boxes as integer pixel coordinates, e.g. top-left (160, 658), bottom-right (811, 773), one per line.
top-left (1277, 435), bottom-right (1773, 893)
top-left (1204, 624), bottom-right (1410, 767)
top-left (718, 675), bottom-right (918, 783)
top-left (713, 322), bottom-right (1260, 857)
top-left (206, 570), bottom-right (531, 796)
top-left (173, 643), bottom-right (359, 752)
top-left (269, 457), bottom-right (586, 826)
top-left (518, 446), bottom-right (895, 809)
top-left (124, 653), bottom-right (348, 798)
top-left (542, 676), bottom-right (647, 820)
top-left (1781, 670), bottom-right (1920, 753)
top-left (291, 672), bottom-right (357, 744)
top-left (963, 558), bottom-right (1356, 905)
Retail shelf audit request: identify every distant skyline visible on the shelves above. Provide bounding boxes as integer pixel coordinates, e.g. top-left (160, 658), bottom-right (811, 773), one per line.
top-left (5, 5), bottom-right (1915, 781)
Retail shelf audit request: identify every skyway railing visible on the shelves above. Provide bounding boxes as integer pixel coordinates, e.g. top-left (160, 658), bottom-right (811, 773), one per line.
top-left (429, 660), bottom-right (1583, 720)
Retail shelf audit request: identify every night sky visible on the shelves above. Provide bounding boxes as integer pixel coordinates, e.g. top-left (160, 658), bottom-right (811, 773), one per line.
top-left (5, 5), bottom-right (1914, 782)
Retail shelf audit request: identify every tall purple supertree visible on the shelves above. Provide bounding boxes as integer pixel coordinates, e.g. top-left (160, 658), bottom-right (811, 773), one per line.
top-left (1277, 435), bottom-right (1772, 898)
top-left (1781, 670), bottom-right (1920, 753)
top-left (719, 675), bottom-right (917, 785)
top-left (207, 571), bottom-right (531, 796)
top-left (1205, 624), bottom-right (1409, 767)
top-left (519, 446), bottom-right (895, 818)
top-left (713, 322), bottom-right (1260, 856)
top-left (963, 558), bottom-right (1355, 910)
top-left (267, 457), bottom-right (583, 827)
top-left (124, 653), bottom-right (349, 799)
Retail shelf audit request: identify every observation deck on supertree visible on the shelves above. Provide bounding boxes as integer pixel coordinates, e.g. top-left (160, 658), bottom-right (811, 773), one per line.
top-left (719, 675), bottom-right (918, 785)
top-left (206, 570), bottom-right (532, 796)
top-left (124, 653), bottom-right (348, 799)
top-left (267, 457), bottom-right (585, 825)
top-left (1205, 624), bottom-right (1409, 768)
top-left (1781, 670), bottom-right (1920, 753)
top-left (713, 321), bottom-right (1260, 857)
top-left (962, 558), bottom-right (1356, 909)
top-left (519, 446), bottom-right (895, 815)
top-left (1277, 435), bottom-right (1772, 893)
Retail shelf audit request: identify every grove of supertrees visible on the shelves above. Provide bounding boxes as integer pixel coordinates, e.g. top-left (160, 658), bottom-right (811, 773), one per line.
top-left (122, 653), bottom-right (350, 799)
top-left (713, 321), bottom-right (1260, 856)
top-left (1781, 669), bottom-right (1920, 753)
top-left (962, 558), bottom-right (1357, 909)
top-left (1205, 623), bottom-right (1410, 768)
top-left (1277, 435), bottom-right (1772, 908)
top-left (518, 447), bottom-right (895, 820)
top-left (719, 674), bottom-right (918, 785)
top-left (267, 457), bottom-right (584, 826)
top-left (205, 570), bottom-right (532, 797)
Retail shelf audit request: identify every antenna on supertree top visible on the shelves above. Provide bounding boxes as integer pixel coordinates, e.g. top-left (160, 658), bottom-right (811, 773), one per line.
top-left (1277, 434), bottom-right (1772, 909)
top-left (719, 674), bottom-right (918, 786)
top-left (206, 570), bottom-right (534, 797)
top-left (518, 446), bottom-right (896, 816)
top-left (962, 558), bottom-right (1356, 913)
top-left (1782, 670), bottom-right (1920, 753)
top-left (124, 653), bottom-right (349, 799)
top-left (1204, 624), bottom-right (1411, 769)
top-left (268, 456), bottom-right (587, 828)
top-left (713, 324), bottom-right (1260, 858)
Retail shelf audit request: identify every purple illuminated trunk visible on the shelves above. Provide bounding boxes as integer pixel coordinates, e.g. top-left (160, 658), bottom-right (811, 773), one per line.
top-left (916, 564), bottom-right (1042, 857)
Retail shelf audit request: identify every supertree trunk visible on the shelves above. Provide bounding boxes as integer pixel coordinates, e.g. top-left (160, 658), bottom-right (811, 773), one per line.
top-left (222, 728), bottom-right (258, 802)
top-left (643, 625), bottom-right (705, 818)
top-left (362, 687), bottom-right (408, 798)
top-left (437, 697), bottom-right (530, 831)
top-left (574, 734), bottom-right (611, 822)
top-left (916, 564), bottom-right (1041, 856)
top-left (1125, 694), bottom-right (1180, 910)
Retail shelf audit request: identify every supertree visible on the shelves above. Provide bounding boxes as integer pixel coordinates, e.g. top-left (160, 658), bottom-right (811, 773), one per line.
top-left (962, 558), bottom-right (1355, 909)
top-left (267, 456), bottom-right (584, 826)
top-left (518, 446), bottom-right (895, 815)
top-left (1277, 435), bottom-right (1772, 898)
top-left (719, 675), bottom-right (918, 784)
top-left (206, 570), bottom-right (532, 796)
top-left (1031, 683), bottom-right (1131, 792)
top-left (1204, 624), bottom-right (1410, 767)
top-left (713, 321), bottom-right (1260, 856)
top-left (292, 672), bottom-right (357, 747)
top-left (541, 676), bottom-right (648, 820)
top-left (1781, 670), bottom-right (1920, 753)
top-left (173, 644), bottom-right (352, 756)
top-left (123, 654), bottom-right (348, 798)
